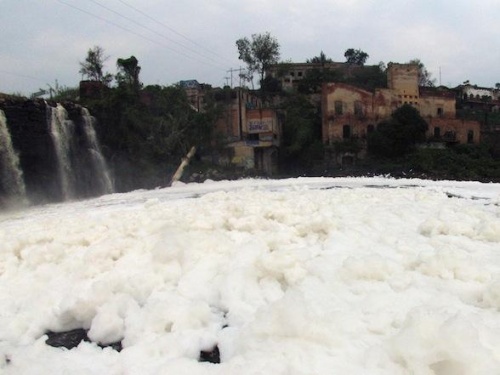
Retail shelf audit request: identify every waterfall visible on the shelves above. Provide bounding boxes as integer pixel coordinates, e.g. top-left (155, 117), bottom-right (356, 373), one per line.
top-left (0, 110), bottom-right (27, 202)
top-left (80, 107), bottom-right (114, 194)
top-left (47, 103), bottom-right (76, 200)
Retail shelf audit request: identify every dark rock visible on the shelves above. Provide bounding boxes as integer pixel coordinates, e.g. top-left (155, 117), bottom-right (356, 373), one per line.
top-left (199, 345), bottom-right (220, 364)
top-left (45, 328), bottom-right (90, 349)
top-left (100, 341), bottom-right (123, 352)
top-left (45, 329), bottom-right (122, 352)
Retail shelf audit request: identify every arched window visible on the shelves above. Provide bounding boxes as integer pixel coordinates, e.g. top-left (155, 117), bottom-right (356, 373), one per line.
top-left (335, 101), bottom-right (343, 115)
top-left (354, 101), bottom-right (363, 116)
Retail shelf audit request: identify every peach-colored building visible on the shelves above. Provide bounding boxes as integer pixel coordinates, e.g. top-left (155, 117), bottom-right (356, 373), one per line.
top-left (322, 63), bottom-right (481, 160)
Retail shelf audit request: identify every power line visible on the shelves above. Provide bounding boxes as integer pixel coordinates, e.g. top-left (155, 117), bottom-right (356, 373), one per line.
top-left (87, 0), bottom-right (229, 68)
top-left (56, 0), bottom-right (227, 71)
top-left (0, 69), bottom-right (47, 83)
top-left (117, 0), bottom-right (233, 66)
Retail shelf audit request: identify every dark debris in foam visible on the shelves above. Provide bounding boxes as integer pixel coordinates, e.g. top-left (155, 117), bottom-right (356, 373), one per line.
top-left (45, 328), bottom-right (123, 352)
top-left (44, 328), bottom-right (222, 363)
top-left (199, 345), bottom-right (220, 364)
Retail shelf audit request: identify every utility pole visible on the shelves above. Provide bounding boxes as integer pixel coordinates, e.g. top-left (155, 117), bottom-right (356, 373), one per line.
top-left (227, 67), bottom-right (246, 88)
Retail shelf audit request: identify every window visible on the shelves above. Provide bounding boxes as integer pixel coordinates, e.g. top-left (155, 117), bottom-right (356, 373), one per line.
top-left (343, 125), bottom-right (351, 139)
top-left (247, 133), bottom-right (259, 141)
top-left (354, 101), bottom-right (363, 116)
top-left (335, 101), bottom-right (343, 115)
top-left (467, 130), bottom-right (474, 144)
top-left (437, 107), bottom-right (443, 116)
top-left (298, 71), bottom-right (303, 77)
top-left (434, 126), bottom-right (441, 138)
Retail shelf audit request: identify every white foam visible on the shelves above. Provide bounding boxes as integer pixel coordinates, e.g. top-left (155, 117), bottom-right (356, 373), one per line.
top-left (1, 177), bottom-right (500, 374)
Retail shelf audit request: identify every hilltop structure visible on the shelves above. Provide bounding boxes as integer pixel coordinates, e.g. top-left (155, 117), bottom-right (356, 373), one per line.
top-left (183, 62), bottom-right (494, 172)
top-left (321, 63), bottom-right (481, 164)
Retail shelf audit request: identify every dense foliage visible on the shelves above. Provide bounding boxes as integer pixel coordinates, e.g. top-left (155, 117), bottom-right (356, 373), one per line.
top-left (279, 93), bottom-right (324, 172)
top-left (409, 144), bottom-right (500, 180)
top-left (368, 104), bottom-right (428, 157)
top-left (344, 48), bottom-right (369, 66)
top-left (83, 82), bottom-right (220, 191)
top-left (297, 63), bottom-right (386, 94)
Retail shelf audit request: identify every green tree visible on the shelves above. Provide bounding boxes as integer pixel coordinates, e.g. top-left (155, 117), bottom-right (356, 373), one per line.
top-left (236, 32), bottom-right (280, 88)
top-left (306, 51), bottom-right (333, 64)
top-left (344, 48), bottom-right (369, 66)
top-left (116, 56), bottom-right (141, 91)
top-left (79, 46), bottom-right (112, 85)
top-left (281, 93), bottom-right (323, 171)
top-left (368, 104), bottom-right (428, 157)
top-left (297, 68), bottom-right (341, 94)
top-left (407, 58), bottom-right (435, 87)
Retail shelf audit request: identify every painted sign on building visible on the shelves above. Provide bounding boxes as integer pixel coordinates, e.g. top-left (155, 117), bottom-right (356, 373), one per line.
top-left (248, 119), bottom-right (273, 133)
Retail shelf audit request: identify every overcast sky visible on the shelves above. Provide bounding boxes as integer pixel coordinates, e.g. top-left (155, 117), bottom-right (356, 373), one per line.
top-left (2, 0), bottom-right (500, 96)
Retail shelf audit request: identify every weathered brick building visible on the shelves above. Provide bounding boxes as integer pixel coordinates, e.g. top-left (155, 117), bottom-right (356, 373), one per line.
top-left (322, 63), bottom-right (481, 159)
top-left (213, 88), bottom-right (281, 174)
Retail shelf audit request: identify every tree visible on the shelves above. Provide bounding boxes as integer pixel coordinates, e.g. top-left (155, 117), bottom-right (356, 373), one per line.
top-left (79, 46), bottom-right (112, 85)
top-left (281, 93), bottom-right (323, 171)
top-left (408, 59), bottom-right (435, 87)
top-left (236, 32), bottom-right (280, 88)
top-left (116, 56), bottom-right (141, 91)
top-left (344, 48), bottom-right (369, 66)
top-left (306, 51), bottom-right (333, 64)
top-left (368, 104), bottom-right (428, 157)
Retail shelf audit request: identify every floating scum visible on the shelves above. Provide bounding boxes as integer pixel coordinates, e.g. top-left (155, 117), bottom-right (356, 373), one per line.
top-left (0, 177), bottom-right (499, 374)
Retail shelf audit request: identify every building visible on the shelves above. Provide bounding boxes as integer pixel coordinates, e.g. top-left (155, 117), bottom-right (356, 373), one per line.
top-left (213, 88), bottom-right (281, 174)
top-left (267, 62), bottom-right (345, 91)
top-left (179, 80), bottom-right (211, 112)
top-left (322, 63), bottom-right (481, 163)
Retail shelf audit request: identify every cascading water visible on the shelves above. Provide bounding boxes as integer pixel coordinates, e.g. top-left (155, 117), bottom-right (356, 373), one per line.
top-left (47, 103), bottom-right (76, 200)
top-left (80, 107), bottom-right (114, 194)
top-left (0, 109), bottom-right (27, 202)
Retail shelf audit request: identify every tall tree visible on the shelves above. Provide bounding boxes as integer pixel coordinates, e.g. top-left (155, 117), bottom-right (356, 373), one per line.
top-left (236, 32), bottom-right (280, 88)
top-left (116, 56), bottom-right (141, 91)
top-left (408, 58), bottom-right (435, 87)
top-left (79, 46), bottom-right (112, 85)
top-left (344, 48), bottom-right (369, 66)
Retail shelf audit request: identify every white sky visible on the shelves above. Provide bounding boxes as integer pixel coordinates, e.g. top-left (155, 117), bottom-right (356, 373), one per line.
top-left (0, 177), bottom-right (500, 373)
top-left (1, 0), bottom-right (500, 95)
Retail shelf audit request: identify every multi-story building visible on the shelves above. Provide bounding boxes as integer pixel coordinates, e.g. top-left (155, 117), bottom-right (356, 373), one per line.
top-left (212, 88), bottom-right (281, 174)
top-left (322, 63), bottom-right (481, 163)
